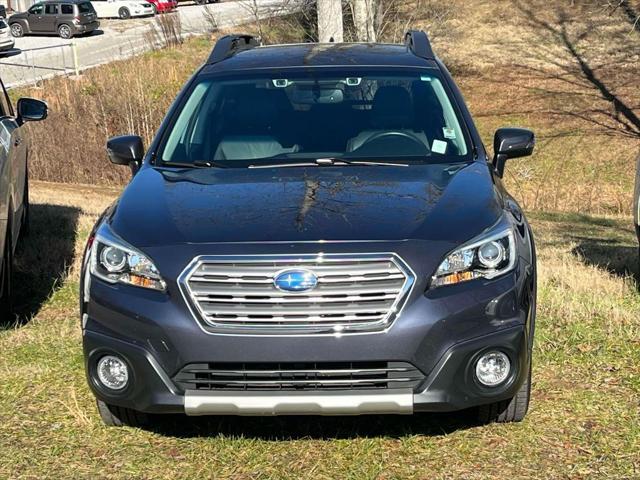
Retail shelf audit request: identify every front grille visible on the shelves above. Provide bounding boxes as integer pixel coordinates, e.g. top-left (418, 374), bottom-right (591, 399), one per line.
top-left (179, 254), bottom-right (414, 335)
top-left (174, 361), bottom-right (425, 392)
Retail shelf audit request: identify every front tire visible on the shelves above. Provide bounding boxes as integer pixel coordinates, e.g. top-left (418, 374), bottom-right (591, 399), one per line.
top-left (96, 399), bottom-right (150, 427)
top-left (118, 7), bottom-right (131, 19)
top-left (477, 362), bottom-right (531, 423)
top-left (58, 24), bottom-right (73, 39)
top-left (10, 23), bottom-right (24, 38)
top-left (0, 228), bottom-right (14, 323)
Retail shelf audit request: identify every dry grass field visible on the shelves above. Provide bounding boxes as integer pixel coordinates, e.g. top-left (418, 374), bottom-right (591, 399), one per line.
top-left (1, 0), bottom-right (639, 478)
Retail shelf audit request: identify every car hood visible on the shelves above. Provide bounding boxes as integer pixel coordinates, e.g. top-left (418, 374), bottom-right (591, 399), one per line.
top-left (108, 161), bottom-right (504, 247)
top-left (9, 13), bottom-right (27, 20)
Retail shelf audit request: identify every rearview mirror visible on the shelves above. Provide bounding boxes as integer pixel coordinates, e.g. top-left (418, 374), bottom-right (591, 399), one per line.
top-left (493, 128), bottom-right (535, 177)
top-left (17, 98), bottom-right (48, 124)
top-left (106, 135), bottom-right (144, 175)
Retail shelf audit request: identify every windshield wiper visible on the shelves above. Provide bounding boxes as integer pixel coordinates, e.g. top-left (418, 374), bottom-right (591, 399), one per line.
top-left (249, 157), bottom-right (409, 169)
top-left (315, 157), bottom-right (409, 167)
top-left (159, 160), bottom-right (229, 169)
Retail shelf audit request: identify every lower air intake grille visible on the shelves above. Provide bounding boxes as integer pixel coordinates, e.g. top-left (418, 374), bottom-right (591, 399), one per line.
top-left (174, 361), bottom-right (425, 392)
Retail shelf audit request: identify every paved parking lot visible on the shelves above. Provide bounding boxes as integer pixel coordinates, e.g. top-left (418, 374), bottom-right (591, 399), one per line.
top-left (0, 0), bottom-right (288, 87)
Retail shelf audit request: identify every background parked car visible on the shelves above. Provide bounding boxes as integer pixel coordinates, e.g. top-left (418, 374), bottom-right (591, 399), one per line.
top-left (179, 0), bottom-right (218, 5)
top-left (0, 75), bottom-right (48, 318)
top-left (90, 0), bottom-right (154, 19)
top-left (146, 0), bottom-right (176, 14)
top-left (0, 18), bottom-right (14, 52)
top-left (9, 0), bottom-right (99, 39)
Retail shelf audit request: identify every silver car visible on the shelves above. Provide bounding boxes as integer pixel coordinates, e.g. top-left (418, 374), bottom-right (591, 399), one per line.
top-left (0, 77), bottom-right (48, 318)
top-left (0, 18), bottom-right (15, 52)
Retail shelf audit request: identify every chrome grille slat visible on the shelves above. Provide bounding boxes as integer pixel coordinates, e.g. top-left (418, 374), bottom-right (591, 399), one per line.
top-left (207, 314), bottom-right (385, 322)
top-left (198, 303), bottom-right (394, 316)
top-left (195, 293), bottom-right (399, 304)
top-left (189, 273), bottom-right (406, 284)
top-left (174, 361), bottom-right (426, 391)
top-left (189, 281), bottom-right (403, 296)
top-left (197, 263), bottom-right (398, 277)
top-left (180, 254), bottom-right (415, 335)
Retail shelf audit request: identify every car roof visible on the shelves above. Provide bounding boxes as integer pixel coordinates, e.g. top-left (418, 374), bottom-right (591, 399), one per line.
top-left (201, 43), bottom-right (438, 75)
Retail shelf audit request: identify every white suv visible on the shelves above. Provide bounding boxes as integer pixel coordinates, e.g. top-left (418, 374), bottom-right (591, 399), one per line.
top-left (0, 18), bottom-right (15, 52)
top-left (90, 0), bottom-right (154, 19)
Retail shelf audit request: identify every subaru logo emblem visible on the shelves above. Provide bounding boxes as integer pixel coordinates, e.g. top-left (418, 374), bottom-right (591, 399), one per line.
top-left (274, 269), bottom-right (318, 292)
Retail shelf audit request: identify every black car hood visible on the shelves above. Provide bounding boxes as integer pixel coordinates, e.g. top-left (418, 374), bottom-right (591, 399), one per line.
top-left (108, 162), bottom-right (503, 247)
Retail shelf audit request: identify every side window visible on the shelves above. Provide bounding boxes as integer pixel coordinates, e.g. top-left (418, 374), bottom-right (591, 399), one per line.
top-left (0, 80), bottom-right (11, 118)
top-left (29, 3), bottom-right (44, 14)
top-left (61, 4), bottom-right (73, 14)
top-left (45, 4), bottom-right (59, 14)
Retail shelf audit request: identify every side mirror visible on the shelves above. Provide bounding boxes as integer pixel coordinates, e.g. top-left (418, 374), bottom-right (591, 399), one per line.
top-left (493, 128), bottom-right (535, 177)
top-left (17, 98), bottom-right (48, 124)
top-left (106, 135), bottom-right (144, 175)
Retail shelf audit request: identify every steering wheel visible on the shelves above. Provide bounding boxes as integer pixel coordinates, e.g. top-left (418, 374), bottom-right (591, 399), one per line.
top-left (356, 131), bottom-right (428, 154)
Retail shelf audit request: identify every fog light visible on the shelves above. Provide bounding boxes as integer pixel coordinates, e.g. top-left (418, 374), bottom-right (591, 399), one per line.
top-left (97, 355), bottom-right (129, 390)
top-left (475, 351), bottom-right (510, 387)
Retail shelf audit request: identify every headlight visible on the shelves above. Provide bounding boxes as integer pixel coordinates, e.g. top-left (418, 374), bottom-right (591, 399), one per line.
top-left (90, 225), bottom-right (166, 291)
top-left (431, 226), bottom-right (516, 288)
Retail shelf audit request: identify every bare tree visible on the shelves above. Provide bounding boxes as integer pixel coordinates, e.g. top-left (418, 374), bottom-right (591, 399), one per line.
top-left (350, 0), bottom-right (376, 41)
top-left (317, 0), bottom-right (343, 42)
top-left (238, 0), bottom-right (265, 40)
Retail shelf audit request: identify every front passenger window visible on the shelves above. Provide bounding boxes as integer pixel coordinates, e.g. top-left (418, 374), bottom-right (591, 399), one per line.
top-left (29, 3), bottom-right (44, 14)
top-left (45, 4), bottom-right (59, 14)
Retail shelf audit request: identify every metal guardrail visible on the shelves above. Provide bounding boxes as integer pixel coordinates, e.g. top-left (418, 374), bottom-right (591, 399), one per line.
top-left (0, 42), bottom-right (80, 77)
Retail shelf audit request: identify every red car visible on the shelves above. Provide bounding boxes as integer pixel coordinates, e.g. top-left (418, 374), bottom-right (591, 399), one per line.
top-left (147, 0), bottom-right (177, 14)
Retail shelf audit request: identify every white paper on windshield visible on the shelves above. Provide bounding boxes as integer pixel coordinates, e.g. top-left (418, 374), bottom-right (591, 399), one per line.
top-left (432, 139), bottom-right (448, 154)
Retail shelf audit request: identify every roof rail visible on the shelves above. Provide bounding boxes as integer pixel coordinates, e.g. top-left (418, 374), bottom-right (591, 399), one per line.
top-left (404, 30), bottom-right (435, 60)
top-left (207, 34), bottom-right (261, 65)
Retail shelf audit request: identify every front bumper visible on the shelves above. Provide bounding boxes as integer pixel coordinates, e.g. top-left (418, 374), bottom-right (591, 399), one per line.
top-left (83, 324), bottom-right (530, 415)
top-left (0, 37), bottom-right (14, 50)
top-left (83, 236), bottom-right (534, 416)
top-left (131, 7), bottom-right (155, 16)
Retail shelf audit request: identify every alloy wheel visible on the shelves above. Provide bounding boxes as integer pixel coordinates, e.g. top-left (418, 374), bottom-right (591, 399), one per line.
top-left (58, 24), bottom-right (72, 39)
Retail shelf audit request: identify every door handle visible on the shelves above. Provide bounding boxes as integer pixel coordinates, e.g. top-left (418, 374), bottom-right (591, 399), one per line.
top-left (14, 138), bottom-right (22, 147)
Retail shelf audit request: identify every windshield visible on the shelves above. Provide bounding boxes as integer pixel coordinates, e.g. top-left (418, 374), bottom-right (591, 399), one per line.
top-left (159, 70), bottom-right (472, 167)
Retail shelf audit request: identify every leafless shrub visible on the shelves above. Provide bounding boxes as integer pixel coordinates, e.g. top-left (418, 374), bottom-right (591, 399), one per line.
top-left (342, 0), bottom-right (453, 43)
top-left (147, 12), bottom-right (183, 49)
top-left (237, 0), bottom-right (312, 43)
top-left (202, 5), bottom-right (219, 35)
